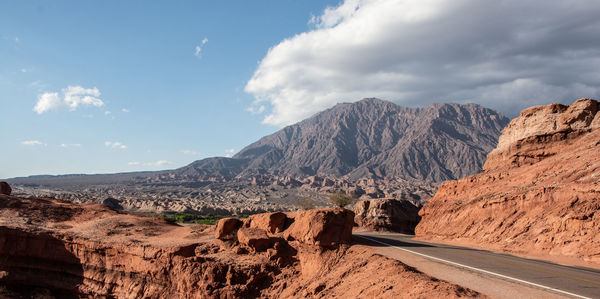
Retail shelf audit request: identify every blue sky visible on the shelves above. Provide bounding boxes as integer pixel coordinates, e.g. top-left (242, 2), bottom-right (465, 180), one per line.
top-left (0, 0), bottom-right (339, 177)
top-left (2, 0), bottom-right (600, 178)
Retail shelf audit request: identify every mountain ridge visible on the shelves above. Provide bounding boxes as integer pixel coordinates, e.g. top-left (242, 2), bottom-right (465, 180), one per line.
top-left (178, 98), bottom-right (509, 183)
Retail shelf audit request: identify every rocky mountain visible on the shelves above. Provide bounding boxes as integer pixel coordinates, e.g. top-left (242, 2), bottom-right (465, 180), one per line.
top-left (178, 98), bottom-right (509, 182)
top-left (416, 98), bottom-right (600, 266)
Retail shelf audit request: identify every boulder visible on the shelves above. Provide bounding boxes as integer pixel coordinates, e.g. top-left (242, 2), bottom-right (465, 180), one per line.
top-left (353, 198), bottom-right (421, 234)
top-left (215, 218), bottom-right (242, 240)
top-left (237, 227), bottom-right (273, 252)
top-left (244, 212), bottom-right (287, 234)
top-left (284, 208), bottom-right (354, 248)
top-left (0, 182), bottom-right (11, 196)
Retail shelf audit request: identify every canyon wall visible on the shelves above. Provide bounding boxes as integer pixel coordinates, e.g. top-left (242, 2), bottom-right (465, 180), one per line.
top-left (0, 194), bottom-right (480, 298)
top-left (416, 98), bottom-right (600, 266)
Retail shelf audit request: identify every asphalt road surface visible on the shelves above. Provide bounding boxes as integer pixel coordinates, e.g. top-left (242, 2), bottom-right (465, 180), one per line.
top-left (354, 232), bottom-right (600, 299)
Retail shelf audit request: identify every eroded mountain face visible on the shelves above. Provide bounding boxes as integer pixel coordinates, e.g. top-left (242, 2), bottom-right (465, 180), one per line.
top-left (181, 98), bottom-right (509, 182)
top-left (416, 98), bottom-right (600, 266)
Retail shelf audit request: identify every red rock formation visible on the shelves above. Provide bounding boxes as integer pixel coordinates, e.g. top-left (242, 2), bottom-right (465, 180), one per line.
top-left (0, 194), bottom-right (481, 298)
top-left (243, 212), bottom-right (287, 234)
top-left (416, 98), bottom-right (600, 266)
top-left (215, 217), bottom-right (242, 240)
top-left (283, 208), bottom-right (354, 248)
top-left (354, 198), bottom-right (421, 234)
top-left (0, 182), bottom-right (11, 195)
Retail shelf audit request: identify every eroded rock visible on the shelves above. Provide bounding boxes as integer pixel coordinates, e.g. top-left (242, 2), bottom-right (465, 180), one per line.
top-left (237, 227), bottom-right (273, 252)
top-left (0, 182), bottom-right (11, 196)
top-left (284, 208), bottom-right (354, 248)
top-left (243, 212), bottom-right (287, 234)
top-left (417, 98), bottom-right (600, 266)
top-left (353, 198), bottom-right (421, 234)
top-left (215, 217), bottom-right (242, 240)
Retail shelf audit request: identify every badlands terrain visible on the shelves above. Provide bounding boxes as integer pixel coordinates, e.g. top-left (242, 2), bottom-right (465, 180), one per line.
top-left (7, 99), bottom-right (507, 215)
top-left (0, 194), bottom-right (480, 298)
top-left (1, 98), bottom-right (598, 298)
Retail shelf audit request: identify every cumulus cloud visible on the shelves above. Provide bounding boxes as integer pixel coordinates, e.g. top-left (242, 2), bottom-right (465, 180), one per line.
top-left (105, 141), bottom-right (127, 149)
top-left (21, 140), bottom-right (46, 146)
top-left (128, 160), bottom-right (172, 167)
top-left (246, 0), bottom-right (600, 126)
top-left (34, 86), bottom-right (104, 114)
top-left (194, 37), bottom-right (209, 57)
top-left (121, 108), bottom-right (130, 113)
top-left (224, 148), bottom-right (235, 158)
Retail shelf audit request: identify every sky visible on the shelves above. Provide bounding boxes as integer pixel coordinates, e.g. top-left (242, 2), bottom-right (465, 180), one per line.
top-left (2, 0), bottom-right (600, 178)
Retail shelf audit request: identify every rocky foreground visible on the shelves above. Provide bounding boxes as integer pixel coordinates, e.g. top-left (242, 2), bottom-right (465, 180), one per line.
top-left (417, 98), bottom-right (600, 266)
top-left (0, 194), bottom-right (480, 298)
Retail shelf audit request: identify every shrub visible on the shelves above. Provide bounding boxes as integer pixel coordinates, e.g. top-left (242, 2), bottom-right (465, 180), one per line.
top-left (329, 191), bottom-right (355, 208)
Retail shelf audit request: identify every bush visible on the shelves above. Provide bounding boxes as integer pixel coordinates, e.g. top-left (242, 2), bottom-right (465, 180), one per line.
top-left (329, 191), bottom-right (355, 208)
top-left (298, 197), bottom-right (316, 210)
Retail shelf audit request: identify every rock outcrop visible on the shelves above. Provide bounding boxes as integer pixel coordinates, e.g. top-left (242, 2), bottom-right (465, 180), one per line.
top-left (215, 217), bottom-right (242, 240)
top-left (416, 98), bottom-right (600, 266)
top-left (0, 182), bottom-right (10, 195)
top-left (0, 194), bottom-right (481, 298)
top-left (354, 198), bottom-right (421, 234)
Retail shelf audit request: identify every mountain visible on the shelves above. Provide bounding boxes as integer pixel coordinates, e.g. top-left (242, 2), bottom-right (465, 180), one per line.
top-left (177, 98), bottom-right (509, 182)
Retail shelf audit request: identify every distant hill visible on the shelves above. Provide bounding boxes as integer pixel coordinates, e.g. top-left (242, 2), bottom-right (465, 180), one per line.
top-left (176, 98), bottom-right (509, 182)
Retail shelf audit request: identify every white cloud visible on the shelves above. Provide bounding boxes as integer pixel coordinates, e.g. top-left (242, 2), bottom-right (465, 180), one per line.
top-left (21, 68), bottom-right (28, 73)
top-left (181, 149), bottom-right (203, 156)
top-left (105, 141), bottom-right (127, 149)
top-left (224, 148), bottom-right (235, 158)
top-left (194, 37), bottom-right (209, 57)
top-left (104, 111), bottom-right (112, 115)
top-left (128, 160), bottom-right (172, 167)
top-left (60, 143), bottom-right (82, 148)
top-left (121, 108), bottom-right (130, 113)
top-left (34, 85), bottom-right (104, 114)
top-left (21, 140), bottom-right (46, 146)
top-left (245, 105), bottom-right (266, 114)
top-left (246, 0), bottom-right (600, 126)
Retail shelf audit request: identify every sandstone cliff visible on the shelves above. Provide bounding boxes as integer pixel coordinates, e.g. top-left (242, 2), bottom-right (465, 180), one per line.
top-left (416, 98), bottom-right (600, 266)
top-left (0, 194), bottom-right (480, 298)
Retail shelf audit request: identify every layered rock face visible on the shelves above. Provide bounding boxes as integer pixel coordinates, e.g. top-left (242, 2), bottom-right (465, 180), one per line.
top-left (354, 198), bottom-right (421, 234)
top-left (416, 98), bottom-right (600, 265)
top-left (0, 194), bottom-right (480, 298)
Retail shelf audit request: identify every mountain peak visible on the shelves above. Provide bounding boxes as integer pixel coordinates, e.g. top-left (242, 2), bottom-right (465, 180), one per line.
top-left (181, 99), bottom-right (509, 182)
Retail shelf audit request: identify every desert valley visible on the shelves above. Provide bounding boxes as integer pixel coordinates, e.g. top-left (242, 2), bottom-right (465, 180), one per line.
top-left (3, 1), bottom-right (600, 298)
top-left (1, 98), bottom-right (599, 298)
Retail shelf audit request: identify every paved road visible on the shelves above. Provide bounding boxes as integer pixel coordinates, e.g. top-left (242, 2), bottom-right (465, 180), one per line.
top-left (354, 232), bottom-right (600, 299)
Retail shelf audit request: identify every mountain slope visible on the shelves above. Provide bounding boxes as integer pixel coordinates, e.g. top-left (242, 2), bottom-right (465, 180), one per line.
top-left (180, 98), bottom-right (509, 182)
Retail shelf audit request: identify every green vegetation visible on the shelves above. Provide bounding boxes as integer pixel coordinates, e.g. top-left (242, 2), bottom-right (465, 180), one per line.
top-left (329, 191), bottom-right (356, 208)
top-left (159, 213), bottom-right (248, 225)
